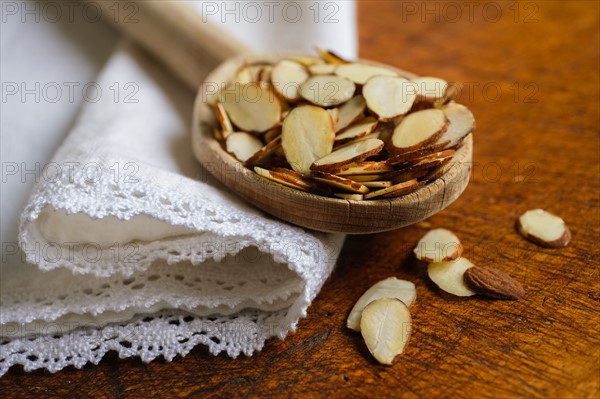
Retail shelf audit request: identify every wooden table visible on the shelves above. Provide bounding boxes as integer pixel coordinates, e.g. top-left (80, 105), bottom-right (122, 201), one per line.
top-left (3, 1), bottom-right (599, 397)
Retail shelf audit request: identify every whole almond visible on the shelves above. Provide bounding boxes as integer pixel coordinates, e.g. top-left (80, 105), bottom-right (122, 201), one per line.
top-left (463, 267), bottom-right (525, 300)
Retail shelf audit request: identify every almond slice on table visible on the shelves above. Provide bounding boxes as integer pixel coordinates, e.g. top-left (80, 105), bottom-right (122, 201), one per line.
top-left (215, 102), bottom-right (233, 138)
top-left (436, 102), bottom-right (475, 148)
top-left (360, 298), bottom-right (412, 365)
top-left (245, 135), bottom-right (282, 167)
top-left (347, 277), bottom-right (417, 332)
top-left (309, 63), bottom-right (338, 75)
top-left (281, 105), bottom-right (335, 175)
top-left (225, 132), bottom-right (265, 162)
top-left (334, 117), bottom-right (378, 145)
top-left (300, 75), bottom-right (356, 107)
top-left (220, 83), bottom-right (281, 133)
top-left (311, 138), bottom-right (384, 172)
top-left (364, 179), bottom-right (422, 199)
top-left (334, 193), bottom-right (364, 201)
top-left (427, 257), bottom-right (476, 297)
top-left (390, 108), bottom-right (448, 154)
top-left (413, 228), bottom-right (462, 263)
top-left (311, 171), bottom-right (369, 194)
top-left (464, 267), bottom-right (526, 300)
top-left (254, 166), bottom-right (320, 193)
top-left (329, 161), bottom-right (393, 176)
top-left (363, 76), bottom-right (417, 121)
top-left (335, 63), bottom-right (398, 85)
top-left (335, 95), bottom-right (367, 132)
top-left (271, 60), bottom-right (310, 102)
top-left (412, 76), bottom-right (448, 102)
top-left (316, 48), bottom-right (349, 64)
top-left (516, 209), bottom-right (571, 248)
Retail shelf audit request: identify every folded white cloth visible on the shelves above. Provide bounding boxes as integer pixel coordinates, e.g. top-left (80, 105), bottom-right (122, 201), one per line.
top-left (0, 1), bottom-right (356, 374)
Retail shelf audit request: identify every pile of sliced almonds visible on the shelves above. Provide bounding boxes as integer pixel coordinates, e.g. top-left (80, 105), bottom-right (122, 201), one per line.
top-left (212, 49), bottom-right (475, 201)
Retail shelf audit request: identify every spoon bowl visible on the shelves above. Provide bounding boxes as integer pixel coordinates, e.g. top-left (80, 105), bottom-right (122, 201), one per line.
top-left (192, 53), bottom-right (473, 234)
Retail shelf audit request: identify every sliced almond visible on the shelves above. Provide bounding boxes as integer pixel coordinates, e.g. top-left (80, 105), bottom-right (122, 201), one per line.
top-left (316, 48), bottom-right (349, 64)
top-left (258, 65), bottom-right (273, 83)
top-left (335, 95), bottom-right (367, 132)
top-left (327, 108), bottom-right (340, 129)
top-left (311, 171), bottom-right (369, 194)
top-left (412, 77), bottom-right (448, 101)
top-left (215, 102), bottom-right (233, 138)
top-left (342, 174), bottom-right (384, 182)
top-left (225, 132), bottom-right (265, 162)
top-left (333, 161), bottom-right (394, 176)
top-left (434, 83), bottom-right (460, 108)
top-left (363, 76), bottom-right (417, 121)
top-left (360, 298), bottom-right (412, 365)
top-left (421, 161), bottom-right (452, 183)
top-left (300, 75), bottom-right (356, 107)
top-left (281, 105), bottom-right (335, 175)
top-left (386, 141), bottom-right (451, 166)
top-left (334, 193), bottom-right (364, 201)
top-left (364, 179), bottom-right (422, 200)
top-left (380, 168), bottom-right (429, 185)
top-left (254, 166), bottom-right (320, 193)
top-left (335, 117), bottom-right (378, 145)
top-left (347, 277), bottom-right (416, 332)
top-left (414, 228), bottom-right (462, 263)
top-left (389, 150), bottom-right (456, 177)
top-left (309, 64), bottom-right (338, 75)
top-left (516, 209), bottom-right (571, 248)
top-left (245, 136), bottom-right (282, 167)
top-left (220, 83), bottom-right (281, 133)
top-left (263, 126), bottom-right (282, 143)
top-left (436, 102), bottom-right (475, 148)
top-left (311, 138), bottom-right (384, 172)
top-left (235, 64), bottom-right (253, 84)
top-left (427, 257), bottom-right (476, 297)
top-left (213, 126), bottom-right (223, 141)
top-left (286, 55), bottom-right (324, 67)
top-left (361, 181), bottom-right (392, 188)
top-left (271, 60), bottom-right (310, 102)
top-left (335, 63), bottom-right (397, 85)
top-left (390, 109), bottom-right (447, 154)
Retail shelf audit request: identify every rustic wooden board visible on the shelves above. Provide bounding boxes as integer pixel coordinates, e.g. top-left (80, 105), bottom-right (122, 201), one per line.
top-left (2, 1), bottom-right (598, 398)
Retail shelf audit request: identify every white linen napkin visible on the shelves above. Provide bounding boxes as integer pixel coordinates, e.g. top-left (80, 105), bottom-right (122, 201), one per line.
top-left (0, 1), bottom-right (356, 374)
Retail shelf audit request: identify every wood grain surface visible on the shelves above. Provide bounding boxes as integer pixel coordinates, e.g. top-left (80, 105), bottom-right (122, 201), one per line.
top-left (2, 1), bottom-right (599, 398)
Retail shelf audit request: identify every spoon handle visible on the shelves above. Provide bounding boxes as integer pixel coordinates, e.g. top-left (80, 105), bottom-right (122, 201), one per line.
top-left (87, 0), bottom-right (250, 90)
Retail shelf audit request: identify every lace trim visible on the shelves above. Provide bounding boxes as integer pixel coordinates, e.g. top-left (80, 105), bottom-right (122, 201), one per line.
top-left (5, 156), bottom-right (342, 375)
top-left (0, 309), bottom-right (287, 376)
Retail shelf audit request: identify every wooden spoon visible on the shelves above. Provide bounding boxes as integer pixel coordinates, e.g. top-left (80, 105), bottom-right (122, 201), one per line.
top-left (91, 1), bottom-right (473, 234)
